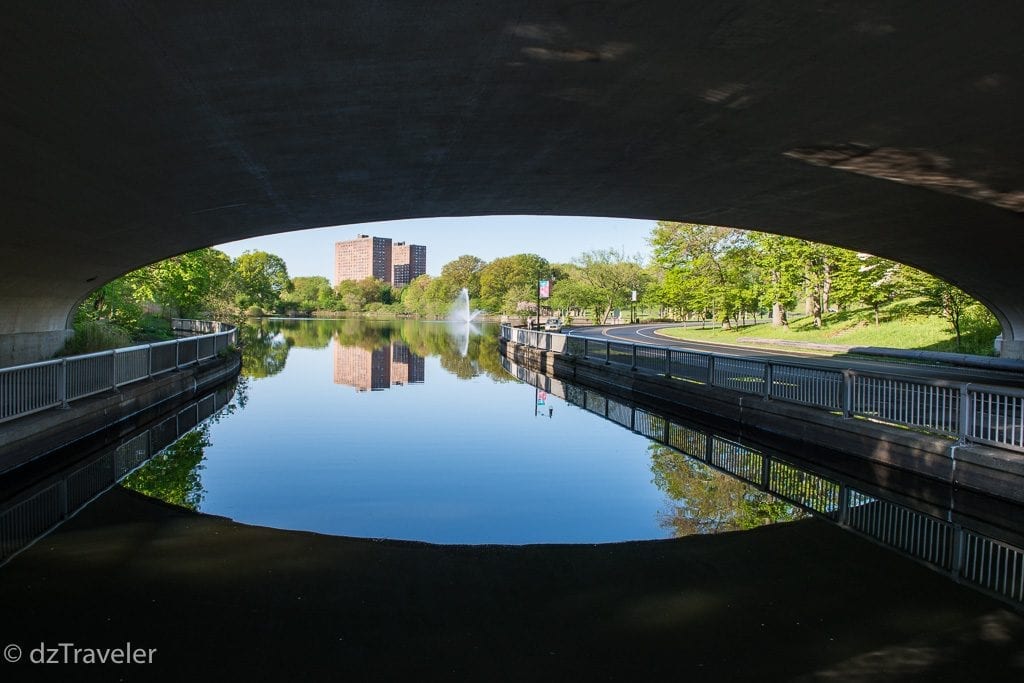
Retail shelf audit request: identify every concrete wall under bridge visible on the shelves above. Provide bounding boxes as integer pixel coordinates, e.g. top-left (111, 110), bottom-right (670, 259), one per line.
top-left (500, 338), bottom-right (1024, 506)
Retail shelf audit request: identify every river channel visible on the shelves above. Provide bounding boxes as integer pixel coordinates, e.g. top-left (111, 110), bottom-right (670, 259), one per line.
top-left (120, 318), bottom-right (802, 544)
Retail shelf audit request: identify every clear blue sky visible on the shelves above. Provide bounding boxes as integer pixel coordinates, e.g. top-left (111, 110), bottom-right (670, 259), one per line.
top-left (215, 215), bottom-right (656, 280)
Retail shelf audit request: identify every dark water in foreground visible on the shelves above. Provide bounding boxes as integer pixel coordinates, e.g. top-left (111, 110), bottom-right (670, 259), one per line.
top-left (123, 318), bottom-right (801, 544)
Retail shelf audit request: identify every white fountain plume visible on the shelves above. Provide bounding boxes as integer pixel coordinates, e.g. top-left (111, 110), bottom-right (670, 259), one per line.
top-left (448, 287), bottom-right (482, 324)
top-left (447, 287), bottom-right (482, 356)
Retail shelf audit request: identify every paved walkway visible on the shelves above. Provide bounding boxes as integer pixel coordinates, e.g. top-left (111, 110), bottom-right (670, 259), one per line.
top-left (566, 324), bottom-right (1024, 389)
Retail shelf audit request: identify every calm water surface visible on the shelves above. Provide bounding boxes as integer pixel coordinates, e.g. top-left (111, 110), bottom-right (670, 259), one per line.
top-left (125, 319), bottom-right (797, 544)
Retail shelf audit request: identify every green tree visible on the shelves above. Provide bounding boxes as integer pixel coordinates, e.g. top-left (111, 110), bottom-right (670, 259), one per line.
top-left (830, 252), bottom-right (902, 326)
top-left (280, 275), bottom-right (337, 313)
top-left (478, 254), bottom-right (550, 313)
top-left (232, 250), bottom-right (292, 312)
top-left (77, 270), bottom-right (149, 330)
top-left (139, 248), bottom-right (234, 318)
top-left (69, 247), bottom-right (236, 350)
top-left (572, 249), bottom-right (650, 324)
top-left (905, 271), bottom-right (996, 351)
top-left (440, 254), bottom-right (486, 300)
top-left (547, 263), bottom-right (596, 320)
top-left (400, 274), bottom-right (435, 316)
top-left (748, 232), bottom-right (802, 327)
top-left (650, 222), bottom-right (753, 328)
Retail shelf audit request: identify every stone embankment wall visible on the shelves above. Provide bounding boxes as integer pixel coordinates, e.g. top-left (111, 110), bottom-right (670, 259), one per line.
top-left (501, 339), bottom-right (1024, 505)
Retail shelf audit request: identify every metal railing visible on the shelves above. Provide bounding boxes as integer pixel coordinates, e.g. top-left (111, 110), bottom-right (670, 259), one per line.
top-left (0, 319), bottom-right (236, 425)
top-left (501, 325), bottom-right (1024, 454)
top-left (501, 354), bottom-right (1024, 607)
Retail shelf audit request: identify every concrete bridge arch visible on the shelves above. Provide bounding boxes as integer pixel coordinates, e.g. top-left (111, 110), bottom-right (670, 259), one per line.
top-left (2, 1), bottom-right (1022, 364)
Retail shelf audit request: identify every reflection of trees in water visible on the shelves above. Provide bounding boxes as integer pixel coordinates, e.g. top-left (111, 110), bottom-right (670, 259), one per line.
top-left (397, 320), bottom-right (459, 358)
top-left (240, 323), bottom-right (291, 379)
top-left (439, 351), bottom-right (478, 379)
top-left (244, 318), bottom-right (510, 382)
top-left (122, 427), bottom-right (209, 511)
top-left (272, 319), bottom-right (335, 349)
top-left (649, 444), bottom-right (804, 536)
top-left (474, 332), bottom-right (515, 383)
top-left (333, 318), bottom-right (395, 351)
top-left (121, 382), bottom-right (245, 510)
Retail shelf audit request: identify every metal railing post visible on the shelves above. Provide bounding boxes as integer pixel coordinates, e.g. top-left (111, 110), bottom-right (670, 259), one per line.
top-left (631, 345), bottom-right (637, 370)
top-left (763, 362), bottom-right (773, 400)
top-left (707, 355), bottom-right (715, 386)
top-left (957, 384), bottom-right (971, 445)
top-left (110, 349), bottom-right (117, 390)
top-left (59, 358), bottom-right (69, 409)
top-left (837, 484), bottom-right (850, 526)
top-left (842, 370), bottom-right (853, 418)
top-left (665, 348), bottom-right (671, 378)
top-left (175, 340), bottom-right (181, 370)
top-left (951, 525), bottom-right (965, 578)
top-left (57, 478), bottom-right (69, 519)
top-left (605, 341), bottom-right (610, 365)
top-left (147, 344), bottom-right (153, 379)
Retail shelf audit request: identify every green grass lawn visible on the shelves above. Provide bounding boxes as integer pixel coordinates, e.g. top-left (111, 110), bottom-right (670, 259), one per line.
top-left (654, 300), bottom-right (999, 356)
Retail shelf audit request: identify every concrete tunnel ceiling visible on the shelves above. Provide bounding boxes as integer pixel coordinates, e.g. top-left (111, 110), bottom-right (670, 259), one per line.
top-left (1, 0), bottom-right (1023, 364)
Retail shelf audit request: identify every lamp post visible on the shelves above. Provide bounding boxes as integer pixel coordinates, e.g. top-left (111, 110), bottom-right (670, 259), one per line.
top-left (537, 279), bottom-right (541, 330)
top-left (538, 274), bottom-right (550, 330)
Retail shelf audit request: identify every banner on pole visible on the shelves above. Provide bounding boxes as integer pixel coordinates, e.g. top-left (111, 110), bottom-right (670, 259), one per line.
top-left (539, 279), bottom-right (550, 298)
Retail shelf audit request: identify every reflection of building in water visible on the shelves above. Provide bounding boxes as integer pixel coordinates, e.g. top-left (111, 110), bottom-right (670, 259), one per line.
top-left (333, 341), bottom-right (424, 391)
top-left (390, 342), bottom-right (425, 385)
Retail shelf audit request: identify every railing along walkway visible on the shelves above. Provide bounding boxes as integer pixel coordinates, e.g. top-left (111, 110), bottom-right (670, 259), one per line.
top-left (0, 319), bottom-right (237, 425)
top-left (502, 355), bottom-right (1024, 608)
top-left (501, 325), bottom-right (1024, 454)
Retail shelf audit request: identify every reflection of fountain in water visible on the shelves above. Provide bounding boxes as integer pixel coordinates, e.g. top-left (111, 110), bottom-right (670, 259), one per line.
top-left (447, 287), bottom-right (482, 356)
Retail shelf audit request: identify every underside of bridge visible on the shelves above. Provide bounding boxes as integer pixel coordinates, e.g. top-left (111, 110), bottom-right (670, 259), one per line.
top-left (1, 1), bottom-right (1022, 364)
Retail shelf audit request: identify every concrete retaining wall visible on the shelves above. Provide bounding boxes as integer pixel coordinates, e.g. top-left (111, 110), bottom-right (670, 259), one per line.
top-left (502, 340), bottom-right (1024, 505)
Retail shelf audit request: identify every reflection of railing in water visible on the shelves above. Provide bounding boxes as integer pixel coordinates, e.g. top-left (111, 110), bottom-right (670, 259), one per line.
top-left (501, 325), bottom-right (1024, 454)
top-left (0, 385), bottom-right (234, 567)
top-left (501, 355), bottom-right (1024, 607)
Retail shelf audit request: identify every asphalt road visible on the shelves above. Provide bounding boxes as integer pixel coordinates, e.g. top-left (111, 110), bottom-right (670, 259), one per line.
top-left (565, 324), bottom-right (1024, 389)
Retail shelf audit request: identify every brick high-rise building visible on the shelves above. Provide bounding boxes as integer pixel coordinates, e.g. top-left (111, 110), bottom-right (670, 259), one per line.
top-left (334, 235), bottom-right (392, 286)
top-left (334, 235), bottom-right (425, 287)
top-left (391, 242), bottom-right (427, 287)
